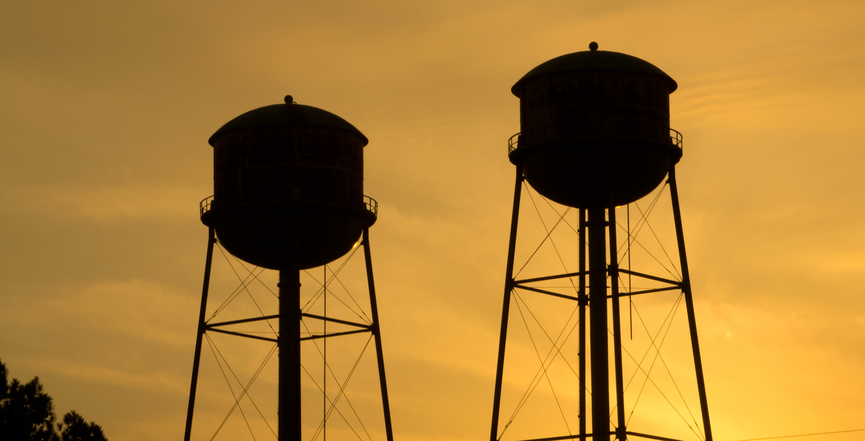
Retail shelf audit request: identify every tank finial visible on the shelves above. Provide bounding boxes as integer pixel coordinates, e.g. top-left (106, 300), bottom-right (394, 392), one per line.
top-left (284, 95), bottom-right (295, 104)
top-left (589, 42), bottom-right (598, 51)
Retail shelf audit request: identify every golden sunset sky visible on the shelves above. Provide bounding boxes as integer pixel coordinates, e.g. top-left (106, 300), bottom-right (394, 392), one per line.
top-left (2, 1), bottom-right (865, 440)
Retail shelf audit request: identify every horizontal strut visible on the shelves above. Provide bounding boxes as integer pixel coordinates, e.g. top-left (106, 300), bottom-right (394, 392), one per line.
top-left (300, 328), bottom-right (371, 341)
top-left (511, 433), bottom-right (598, 441)
top-left (207, 314), bottom-right (280, 328)
top-left (515, 271), bottom-right (586, 285)
top-left (205, 327), bottom-right (278, 343)
top-left (300, 312), bottom-right (371, 329)
top-left (618, 269), bottom-right (681, 287)
top-left (512, 283), bottom-right (581, 302)
top-left (626, 431), bottom-right (683, 441)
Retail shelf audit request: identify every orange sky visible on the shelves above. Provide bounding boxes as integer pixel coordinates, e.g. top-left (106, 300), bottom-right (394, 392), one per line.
top-left (2, 1), bottom-right (865, 440)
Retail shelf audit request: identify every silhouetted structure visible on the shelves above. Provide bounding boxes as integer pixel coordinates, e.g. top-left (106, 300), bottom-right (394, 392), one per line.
top-left (184, 96), bottom-right (393, 441)
top-left (491, 43), bottom-right (712, 441)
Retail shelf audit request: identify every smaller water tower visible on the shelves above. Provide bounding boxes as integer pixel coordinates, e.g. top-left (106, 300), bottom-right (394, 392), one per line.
top-left (184, 96), bottom-right (393, 441)
top-left (491, 44), bottom-right (712, 441)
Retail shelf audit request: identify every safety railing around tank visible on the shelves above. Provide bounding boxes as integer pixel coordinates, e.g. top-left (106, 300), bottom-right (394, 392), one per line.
top-left (509, 122), bottom-right (684, 155)
top-left (200, 195), bottom-right (214, 218)
top-left (202, 194), bottom-right (378, 218)
top-left (364, 195), bottom-right (378, 218)
top-left (508, 133), bottom-right (520, 154)
top-left (670, 127), bottom-right (683, 150)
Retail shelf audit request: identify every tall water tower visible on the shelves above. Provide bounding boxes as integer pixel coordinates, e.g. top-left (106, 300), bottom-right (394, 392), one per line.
top-left (490, 43), bottom-right (713, 441)
top-left (184, 96), bottom-right (393, 441)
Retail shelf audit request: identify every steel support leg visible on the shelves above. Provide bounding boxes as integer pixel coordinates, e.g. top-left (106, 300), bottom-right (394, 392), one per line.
top-left (363, 228), bottom-right (395, 441)
top-left (490, 166), bottom-right (524, 441)
top-left (668, 165), bottom-right (713, 441)
top-left (608, 208), bottom-right (627, 440)
top-left (184, 227), bottom-right (216, 441)
top-left (578, 209), bottom-right (587, 441)
top-left (279, 268), bottom-right (302, 441)
top-left (588, 208), bottom-right (609, 440)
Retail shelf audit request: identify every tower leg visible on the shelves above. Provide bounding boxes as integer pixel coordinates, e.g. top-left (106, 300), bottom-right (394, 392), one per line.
top-left (588, 208), bottom-right (610, 440)
top-left (608, 208), bottom-right (627, 440)
top-left (668, 165), bottom-right (713, 441)
top-left (362, 228), bottom-right (395, 441)
top-left (279, 268), bottom-right (302, 441)
top-left (184, 227), bottom-right (216, 441)
top-left (490, 166), bottom-right (524, 441)
top-left (578, 209), bottom-right (587, 441)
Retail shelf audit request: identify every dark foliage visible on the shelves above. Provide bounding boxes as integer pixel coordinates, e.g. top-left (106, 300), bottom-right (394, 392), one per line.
top-left (0, 375), bottom-right (56, 441)
top-left (0, 358), bottom-right (107, 441)
top-left (57, 411), bottom-right (107, 441)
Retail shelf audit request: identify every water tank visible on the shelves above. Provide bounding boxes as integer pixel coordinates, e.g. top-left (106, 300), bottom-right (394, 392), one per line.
top-left (200, 96), bottom-right (376, 270)
top-left (509, 42), bottom-right (682, 208)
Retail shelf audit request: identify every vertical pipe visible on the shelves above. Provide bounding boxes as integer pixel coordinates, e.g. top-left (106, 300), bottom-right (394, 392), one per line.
top-left (668, 165), bottom-right (713, 441)
top-left (323, 264), bottom-right (327, 441)
top-left (578, 209), bottom-right (587, 441)
top-left (279, 268), bottom-right (302, 441)
top-left (184, 227), bottom-right (216, 441)
top-left (491, 166), bottom-right (524, 441)
top-left (608, 208), bottom-right (626, 440)
top-left (363, 228), bottom-right (395, 441)
top-left (588, 208), bottom-right (609, 440)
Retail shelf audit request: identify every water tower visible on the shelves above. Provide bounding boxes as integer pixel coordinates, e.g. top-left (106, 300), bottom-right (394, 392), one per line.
top-left (490, 44), bottom-right (713, 441)
top-left (184, 96), bottom-right (393, 441)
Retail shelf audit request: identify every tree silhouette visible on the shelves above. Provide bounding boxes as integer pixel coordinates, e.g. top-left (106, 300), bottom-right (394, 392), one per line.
top-left (0, 358), bottom-right (107, 441)
top-left (0, 361), bottom-right (56, 441)
top-left (57, 411), bottom-right (107, 441)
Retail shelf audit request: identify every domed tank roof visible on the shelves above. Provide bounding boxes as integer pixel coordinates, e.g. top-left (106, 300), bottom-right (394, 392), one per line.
top-left (209, 95), bottom-right (369, 146)
top-left (512, 42), bottom-right (678, 97)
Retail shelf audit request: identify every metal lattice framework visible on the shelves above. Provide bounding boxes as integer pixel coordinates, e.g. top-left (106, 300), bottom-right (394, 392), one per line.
top-left (490, 159), bottom-right (713, 441)
top-left (184, 228), bottom-right (393, 441)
